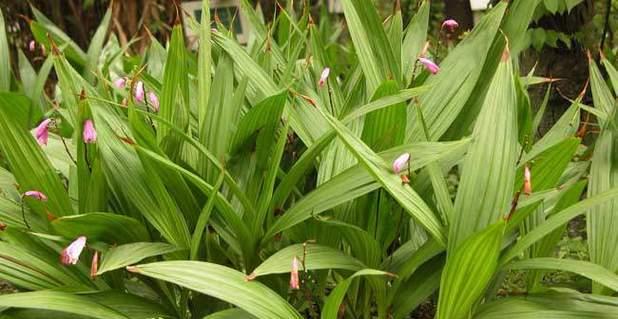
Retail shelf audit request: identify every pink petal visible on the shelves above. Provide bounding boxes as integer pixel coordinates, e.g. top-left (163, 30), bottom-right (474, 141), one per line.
top-left (441, 19), bottom-right (459, 31)
top-left (147, 92), bottom-right (159, 112)
top-left (392, 153), bottom-right (410, 174)
top-left (82, 120), bottom-right (97, 144)
top-left (418, 58), bottom-right (440, 75)
top-left (34, 119), bottom-right (52, 146)
top-left (23, 190), bottom-right (48, 201)
top-left (134, 81), bottom-right (145, 103)
top-left (318, 67), bottom-right (330, 87)
top-left (60, 236), bottom-right (87, 265)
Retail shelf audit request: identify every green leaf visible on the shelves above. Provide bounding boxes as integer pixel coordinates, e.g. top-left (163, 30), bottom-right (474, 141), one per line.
top-left (361, 80), bottom-right (406, 151)
top-left (157, 25), bottom-right (190, 147)
top-left (0, 95), bottom-right (73, 217)
top-left (130, 261), bottom-right (302, 318)
top-left (587, 113), bottom-right (618, 294)
top-left (84, 7), bottom-right (111, 83)
top-left (0, 8), bottom-right (10, 91)
top-left (501, 187), bottom-right (618, 265)
top-left (321, 269), bottom-right (391, 319)
top-left (266, 139), bottom-right (468, 241)
top-left (97, 242), bottom-right (179, 275)
top-left (402, 1), bottom-right (429, 85)
top-left (602, 57), bottom-right (618, 96)
top-left (340, 0), bottom-right (401, 92)
top-left (436, 221), bottom-right (506, 319)
top-left (448, 55), bottom-right (518, 250)
top-left (51, 212), bottom-right (150, 244)
top-left (313, 103), bottom-right (446, 245)
top-left (0, 291), bottom-right (128, 319)
top-left (589, 57), bottom-right (615, 126)
top-left (230, 91), bottom-right (287, 156)
top-left (407, 3), bottom-right (506, 142)
top-left (250, 244), bottom-right (365, 278)
top-left (203, 309), bottom-right (256, 319)
top-left (509, 258), bottom-right (618, 292)
top-left (197, 0), bottom-right (212, 132)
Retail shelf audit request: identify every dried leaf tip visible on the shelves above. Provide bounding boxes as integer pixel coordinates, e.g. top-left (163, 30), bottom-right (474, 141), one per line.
top-left (126, 266), bottom-right (139, 273)
top-left (245, 273), bottom-right (257, 281)
top-left (501, 46), bottom-right (510, 62)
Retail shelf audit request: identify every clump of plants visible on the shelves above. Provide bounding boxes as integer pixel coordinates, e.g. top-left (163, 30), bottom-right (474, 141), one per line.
top-left (0, 0), bottom-right (616, 318)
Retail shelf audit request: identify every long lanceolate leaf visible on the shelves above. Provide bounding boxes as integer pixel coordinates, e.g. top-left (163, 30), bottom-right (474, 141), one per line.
top-left (321, 269), bottom-right (392, 319)
top-left (448, 52), bottom-right (518, 250)
top-left (436, 221), bottom-right (506, 319)
top-left (130, 261), bottom-right (302, 319)
top-left (340, 0), bottom-right (401, 92)
top-left (407, 3), bottom-right (506, 142)
top-left (587, 59), bottom-right (618, 294)
top-left (250, 244), bottom-right (365, 278)
top-left (312, 100), bottom-right (446, 246)
top-left (0, 8), bottom-right (10, 91)
top-left (0, 291), bottom-right (128, 319)
top-left (501, 187), bottom-right (618, 266)
top-left (51, 51), bottom-right (191, 248)
top-left (509, 258), bottom-right (618, 292)
top-left (158, 25), bottom-right (190, 150)
top-left (0, 96), bottom-right (73, 217)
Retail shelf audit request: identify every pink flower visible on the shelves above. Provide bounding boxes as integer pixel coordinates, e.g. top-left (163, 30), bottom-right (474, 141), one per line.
top-left (392, 153), bottom-right (410, 174)
top-left (523, 165), bottom-right (532, 195)
top-left (113, 77), bottom-right (127, 89)
top-left (290, 257), bottom-right (300, 290)
top-left (418, 57), bottom-right (440, 74)
top-left (83, 120), bottom-right (97, 144)
top-left (28, 40), bottom-right (36, 52)
top-left (23, 190), bottom-right (48, 201)
top-left (147, 92), bottom-right (159, 112)
top-left (441, 19), bottom-right (459, 32)
top-left (134, 81), bottom-right (145, 103)
top-left (90, 250), bottom-right (98, 278)
top-left (318, 67), bottom-right (330, 87)
top-left (34, 119), bottom-right (52, 146)
top-left (60, 236), bottom-right (87, 265)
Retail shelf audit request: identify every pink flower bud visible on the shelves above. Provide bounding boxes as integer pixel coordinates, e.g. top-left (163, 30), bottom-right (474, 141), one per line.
top-left (60, 236), bottom-right (87, 265)
top-left (441, 19), bottom-right (459, 32)
top-left (418, 57), bottom-right (440, 75)
top-left (392, 153), bottom-right (410, 174)
top-left (23, 190), bottom-right (48, 201)
top-left (34, 119), bottom-right (52, 146)
top-left (318, 67), bottom-right (330, 87)
top-left (290, 257), bottom-right (300, 290)
top-left (147, 91), bottom-right (159, 112)
top-left (83, 120), bottom-right (97, 144)
top-left (28, 40), bottom-right (36, 52)
top-left (523, 165), bottom-right (532, 195)
top-left (134, 81), bottom-right (145, 103)
top-left (113, 77), bottom-right (127, 89)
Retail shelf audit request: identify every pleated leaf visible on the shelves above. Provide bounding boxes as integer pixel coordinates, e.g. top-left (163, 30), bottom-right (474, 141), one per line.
top-left (436, 221), bottom-right (506, 319)
top-left (250, 244), bottom-right (365, 278)
top-left (130, 261), bottom-right (302, 319)
top-left (51, 213), bottom-right (150, 244)
top-left (97, 242), bottom-right (179, 275)
top-left (0, 291), bottom-right (128, 319)
top-left (449, 53), bottom-right (518, 250)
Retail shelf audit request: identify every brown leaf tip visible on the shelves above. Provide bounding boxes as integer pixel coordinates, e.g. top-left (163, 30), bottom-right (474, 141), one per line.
top-left (245, 273), bottom-right (256, 281)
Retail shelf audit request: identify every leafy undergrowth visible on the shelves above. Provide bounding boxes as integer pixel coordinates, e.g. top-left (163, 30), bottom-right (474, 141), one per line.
top-left (0, 0), bottom-right (617, 318)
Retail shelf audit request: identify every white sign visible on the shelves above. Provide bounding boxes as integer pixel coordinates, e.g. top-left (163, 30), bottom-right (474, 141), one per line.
top-left (470, 0), bottom-right (491, 10)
